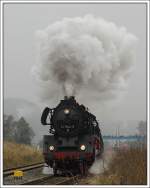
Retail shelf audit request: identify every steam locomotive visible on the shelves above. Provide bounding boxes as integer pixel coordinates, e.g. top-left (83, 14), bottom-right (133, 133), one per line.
top-left (41, 96), bottom-right (104, 175)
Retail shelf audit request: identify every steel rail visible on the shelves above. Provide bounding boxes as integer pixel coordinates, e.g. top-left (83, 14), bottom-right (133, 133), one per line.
top-left (3, 162), bottom-right (44, 172)
top-left (21, 175), bottom-right (80, 185)
top-left (20, 175), bottom-right (53, 185)
top-left (56, 175), bottom-right (80, 185)
top-left (3, 162), bottom-right (45, 177)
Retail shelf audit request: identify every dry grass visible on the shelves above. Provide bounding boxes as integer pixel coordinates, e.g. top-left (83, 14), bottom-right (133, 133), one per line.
top-left (3, 141), bottom-right (44, 170)
top-left (108, 146), bottom-right (147, 185)
top-left (80, 174), bottom-right (121, 185)
top-left (83, 146), bottom-right (147, 185)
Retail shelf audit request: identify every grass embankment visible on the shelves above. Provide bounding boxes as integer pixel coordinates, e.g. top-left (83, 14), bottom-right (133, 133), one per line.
top-left (82, 146), bottom-right (147, 185)
top-left (3, 141), bottom-right (44, 170)
top-left (107, 146), bottom-right (147, 185)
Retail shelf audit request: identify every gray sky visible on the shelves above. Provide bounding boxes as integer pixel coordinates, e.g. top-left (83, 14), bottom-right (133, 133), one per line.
top-left (4, 3), bottom-right (147, 135)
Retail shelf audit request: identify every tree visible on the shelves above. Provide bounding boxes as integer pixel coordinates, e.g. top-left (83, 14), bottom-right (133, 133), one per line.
top-left (137, 121), bottom-right (147, 146)
top-left (14, 117), bottom-right (35, 145)
top-left (3, 115), bottom-right (16, 141)
top-left (137, 121), bottom-right (147, 136)
top-left (4, 114), bottom-right (35, 145)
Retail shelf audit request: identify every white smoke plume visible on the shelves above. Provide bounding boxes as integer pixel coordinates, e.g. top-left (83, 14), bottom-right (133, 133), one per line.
top-left (33, 15), bottom-right (137, 101)
top-left (89, 147), bottom-right (115, 174)
top-left (42, 165), bottom-right (53, 175)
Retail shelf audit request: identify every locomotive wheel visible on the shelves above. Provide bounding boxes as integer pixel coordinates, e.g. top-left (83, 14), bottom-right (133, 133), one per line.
top-left (79, 161), bottom-right (84, 176)
top-left (53, 162), bottom-right (58, 176)
top-left (84, 161), bottom-right (88, 176)
top-left (53, 168), bottom-right (58, 176)
top-left (79, 161), bottom-right (87, 176)
top-left (92, 148), bottom-right (96, 162)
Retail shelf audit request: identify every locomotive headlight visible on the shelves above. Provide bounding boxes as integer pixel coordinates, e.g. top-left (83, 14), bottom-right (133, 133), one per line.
top-left (80, 145), bottom-right (86, 151)
top-left (49, 145), bottom-right (54, 151)
top-left (64, 109), bottom-right (70, 114)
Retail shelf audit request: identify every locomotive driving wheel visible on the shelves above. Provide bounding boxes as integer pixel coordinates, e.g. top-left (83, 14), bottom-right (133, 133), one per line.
top-left (53, 168), bottom-right (58, 176)
top-left (79, 160), bottom-right (87, 176)
top-left (53, 162), bottom-right (58, 176)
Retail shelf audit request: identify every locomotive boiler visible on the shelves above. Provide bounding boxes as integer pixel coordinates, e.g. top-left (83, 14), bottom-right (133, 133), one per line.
top-left (41, 96), bottom-right (104, 175)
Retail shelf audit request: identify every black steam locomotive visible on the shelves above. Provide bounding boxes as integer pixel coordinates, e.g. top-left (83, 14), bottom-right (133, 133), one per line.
top-left (41, 96), bottom-right (104, 175)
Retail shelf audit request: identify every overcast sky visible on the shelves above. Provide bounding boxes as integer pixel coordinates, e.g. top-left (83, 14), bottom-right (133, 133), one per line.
top-left (3, 3), bottom-right (147, 134)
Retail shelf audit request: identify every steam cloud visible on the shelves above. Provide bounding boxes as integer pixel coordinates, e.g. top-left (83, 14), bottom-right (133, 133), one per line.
top-left (89, 147), bottom-right (115, 174)
top-left (33, 15), bottom-right (137, 101)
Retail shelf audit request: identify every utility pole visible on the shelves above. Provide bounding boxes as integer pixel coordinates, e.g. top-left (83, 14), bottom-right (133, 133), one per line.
top-left (115, 126), bottom-right (120, 149)
top-left (118, 126), bottom-right (120, 148)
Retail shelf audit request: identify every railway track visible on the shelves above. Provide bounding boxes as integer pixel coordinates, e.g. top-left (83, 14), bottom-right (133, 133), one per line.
top-left (21, 175), bottom-right (80, 185)
top-left (3, 162), bottom-right (44, 177)
top-left (3, 163), bottom-right (80, 185)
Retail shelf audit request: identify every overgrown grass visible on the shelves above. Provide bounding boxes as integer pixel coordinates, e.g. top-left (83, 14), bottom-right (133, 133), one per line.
top-left (108, 146), bottom-right (147, 185)
top-left (85, 146), bottom-right (147, 185)
top-left (3, 141), bottom-right (44, 170)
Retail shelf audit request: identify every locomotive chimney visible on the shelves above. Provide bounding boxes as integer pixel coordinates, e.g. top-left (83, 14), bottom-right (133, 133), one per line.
top-left (70, 96), bottom-right (75, 100)
top-left (64, 96), bottom-right (68, 100)
top-left (64, 96), bottom-right (75, 100)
